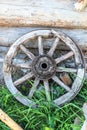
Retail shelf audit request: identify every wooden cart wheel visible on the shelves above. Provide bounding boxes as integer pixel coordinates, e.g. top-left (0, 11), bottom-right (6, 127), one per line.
top-left (3, 29), bottom-right (85, 106)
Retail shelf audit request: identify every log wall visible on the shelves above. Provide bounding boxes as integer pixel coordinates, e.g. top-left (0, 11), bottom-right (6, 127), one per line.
top-left (0, 0), bottom-right (87, 80)
top-left (0, 0), bottom-right (86, 28)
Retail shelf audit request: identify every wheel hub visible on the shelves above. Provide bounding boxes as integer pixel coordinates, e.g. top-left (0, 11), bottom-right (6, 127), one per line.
top-left (32, 55), bottom-right (57, 80)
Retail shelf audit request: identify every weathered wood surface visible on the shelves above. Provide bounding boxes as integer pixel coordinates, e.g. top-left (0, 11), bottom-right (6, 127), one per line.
top-left (0, 27), bottom-right (87, 69)
top-left (74, 103), bottom-right (87, 130)
top-left (3, 29), bottom-right (85, 106)
top-left (0, 109), bottom-right (23, 130)
top-left (0, 27), bottom-right (87, 81)
top-left (81, 103), bottom-right (87, 130)
top-left (0, 0), bottom-right (86, 28)
top-left (0, 27), bottom-right (87, 51)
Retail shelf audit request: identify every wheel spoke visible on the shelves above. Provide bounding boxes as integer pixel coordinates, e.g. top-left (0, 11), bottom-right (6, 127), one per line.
top-left (44, 80), bottom-right (51, 101)
top-left (52, 75), bottom-right (70, 91)
top-left (38, 36), bottom-right (43, 55)
top-left (20, 45), bottom-right (35, 60)
top-left (28, 78), bottom-right (40, 98)
top-left (14, 72), bottom-right (34, 86)
top-left (12, 63), bottom-right (31, 69)
top-left (55, 51), bottom-right (74, 64)
top-left (47, 37), bottom-right (59, 56)
top-left (56, 67), bottom-right (77, 73)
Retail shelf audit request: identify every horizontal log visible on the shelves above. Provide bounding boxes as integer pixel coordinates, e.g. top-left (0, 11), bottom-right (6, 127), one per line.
top-left (0, 0), bottom-right (75, 9)
top-left (0, 27), bottom-right (87, 51)
top-left (0, 0), bottom-right (86, 28)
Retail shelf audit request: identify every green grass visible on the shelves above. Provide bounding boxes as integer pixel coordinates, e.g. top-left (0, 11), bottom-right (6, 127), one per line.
top-left (0, 79), bottom-right (87, 130)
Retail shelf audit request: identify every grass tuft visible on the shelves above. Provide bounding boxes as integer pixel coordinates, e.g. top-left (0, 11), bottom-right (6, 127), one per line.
top-left (0, 79), bottom-right (87, 130)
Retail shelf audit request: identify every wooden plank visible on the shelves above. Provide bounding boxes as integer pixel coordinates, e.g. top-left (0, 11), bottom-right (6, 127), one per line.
top-left (0, 109), bottom-right (23, 130)
top-left (81, 103), bottom-right (87, 130)
top-left (0, 0), bottom-right (74, 9)
top-left (81, 121), bottom-right (87, 130)
top-left (0, 0), bottom-right (86, 28)
top-left (0, 27), bottom-right (87, 51)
